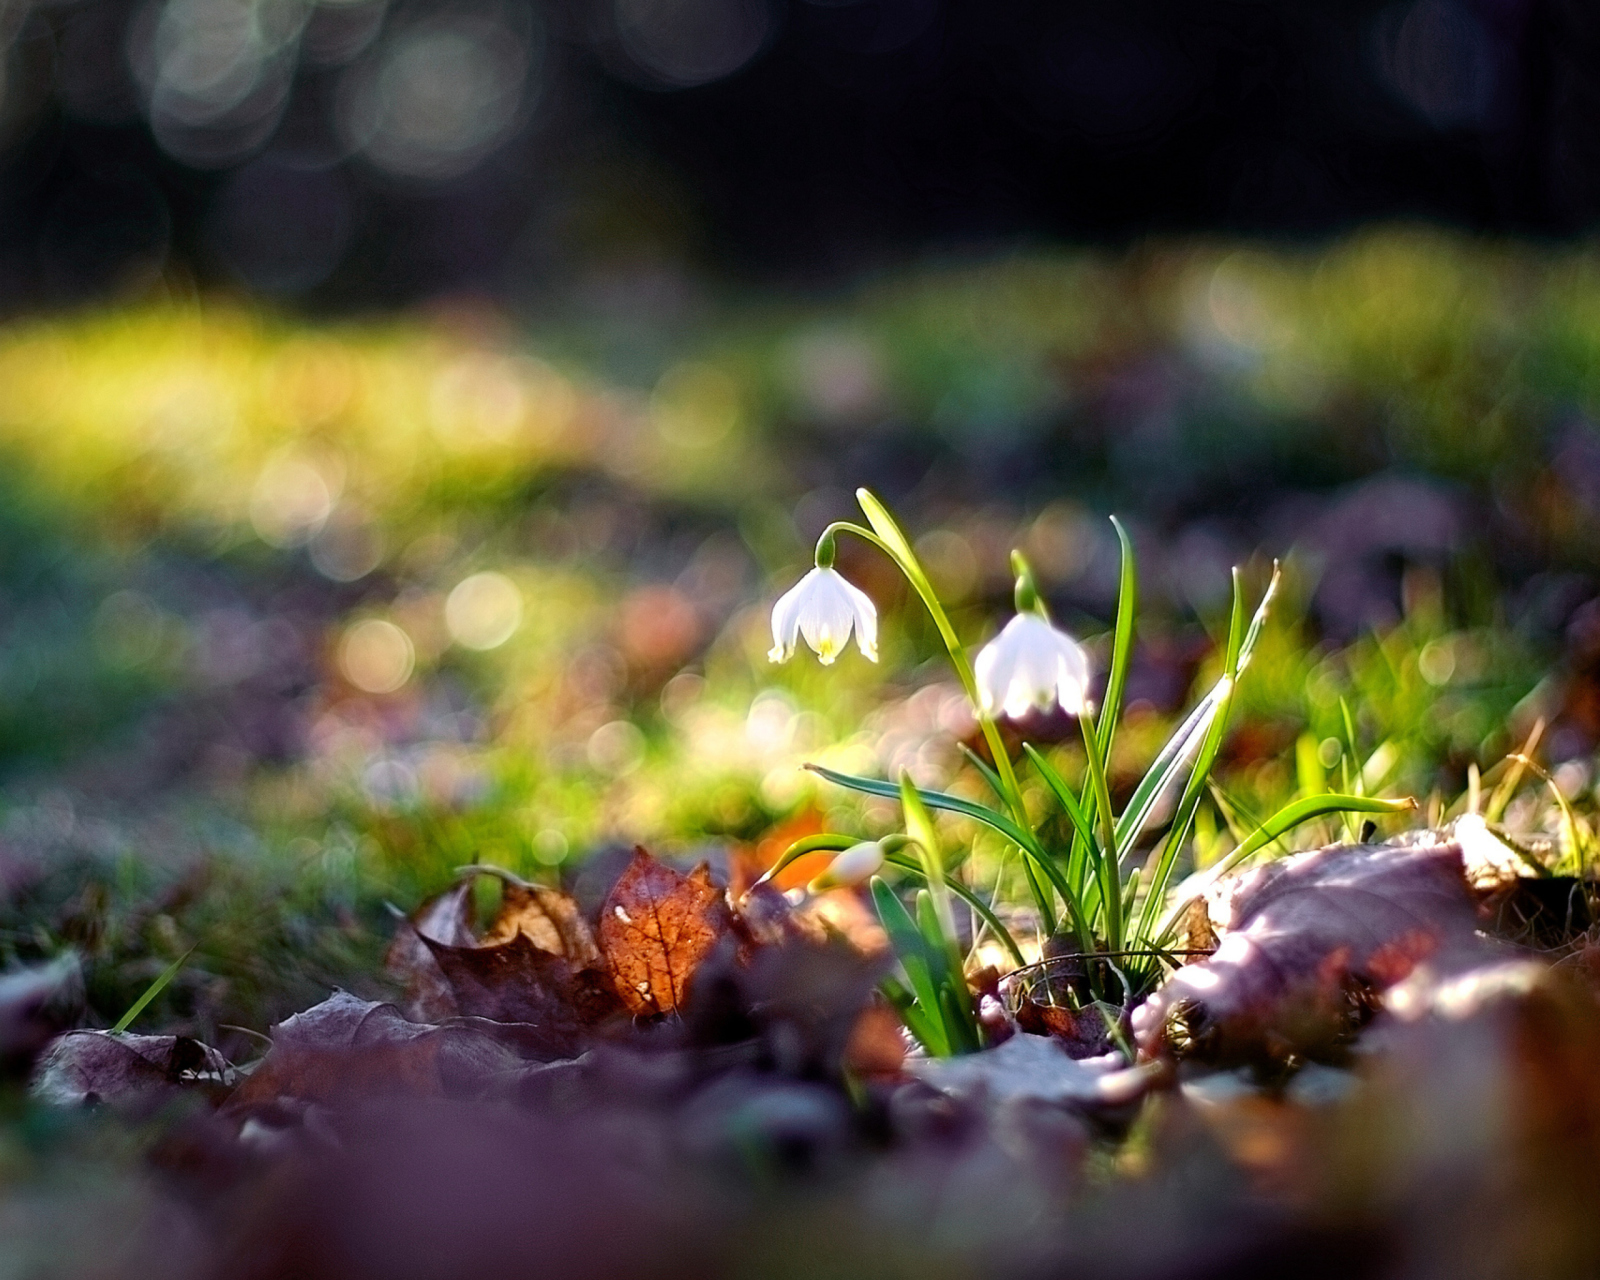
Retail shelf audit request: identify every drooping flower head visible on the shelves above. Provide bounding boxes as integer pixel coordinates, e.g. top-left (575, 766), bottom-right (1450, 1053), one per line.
top-left (974, 553), bottom-right (1091, 719)
top-left (768, 565), bottom-right (878, 665)
top-left (974, 613), bottom-right (1091, 719)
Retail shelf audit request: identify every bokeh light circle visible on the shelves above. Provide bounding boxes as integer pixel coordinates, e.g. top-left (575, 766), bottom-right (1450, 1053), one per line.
top-left (339, 617), bottom-right (415, 692)
top-left (445, 571), bottom-right (523, 650)
top-left (340, 14), bottom-right (532, 180)
top-left (614, 0), bottom-right (772, 88)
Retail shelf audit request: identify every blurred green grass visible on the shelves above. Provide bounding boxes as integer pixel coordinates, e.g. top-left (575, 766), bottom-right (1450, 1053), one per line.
top-left (2, 228), bottom-right (1597, 1042)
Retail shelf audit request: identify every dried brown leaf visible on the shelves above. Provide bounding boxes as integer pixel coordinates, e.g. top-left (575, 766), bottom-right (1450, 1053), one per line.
top-left (384, 879), bottom-right (476, 1022)
top-left (599, 849), bottom-right (729, 1016)
top-left (478, 874), bottom-right (602, 967)
top-left (228, 991), bottom-right (546, 1110)
top-left (33, 1030), bottom-right (231, 1106)
top-left (422, 933), bottom-right (623, 1042)
top-left (1133, 838), bottom-right (1489, 1066)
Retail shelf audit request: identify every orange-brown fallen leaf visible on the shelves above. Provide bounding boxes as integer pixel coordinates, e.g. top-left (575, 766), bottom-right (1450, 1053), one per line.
top-left (599, 848), bottom-right (729, 1016)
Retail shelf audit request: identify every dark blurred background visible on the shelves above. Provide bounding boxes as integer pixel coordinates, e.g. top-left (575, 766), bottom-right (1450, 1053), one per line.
top-left (3, 0), bottom-right (1599, 309)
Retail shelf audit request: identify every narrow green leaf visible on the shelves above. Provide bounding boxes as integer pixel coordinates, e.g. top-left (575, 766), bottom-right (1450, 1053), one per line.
top-left (915, 889), bottom-right (954, 988)
top-left (880, 974), bottom-right (944, 1056)
top-left (112, 946), bottom-right (195, 1034)
top-left (900, 775), bottom-right (947, 898)
top-left (810, 767), bottom-right (1086, 948)
top-left (916, 890), bottom-right (977, 1054)
top-left (1132, 568), bottom-right (1252, 943)
top-left (1077, 708), bottom-right (1122, 947)
top-left (807, 764), bottom-right (1035, 853)
top-left (1100, 515), bottom-right (1138, 759)
top-left (884, 852), bottom-right (1025, 964)
top-left (958, 744), bottom-right (1007, 805)
top-left (1023, 743), bottom-right (1099, 857)
top-left (1216, 793), bottom-right (1417, 875)
top-left (940, 985), bottom-right (980, 1055)
top-left (871, 878), bottom-right (947, 1054)
top-left (1109, 680), bottom-right (1226, 855)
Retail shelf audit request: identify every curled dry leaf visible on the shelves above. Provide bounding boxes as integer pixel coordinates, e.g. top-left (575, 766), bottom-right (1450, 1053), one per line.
top-left (599, 849), bottom-right (730, 1016)
top-left (385, 869), bottom-right (609, 1028)
top-left (228, 990), bottom-right (544, 1110)
top-left (0, 953), bottom-right (84, 1074)
top-left (479, 872), bottom-right (603, 968)
top-left (33, 1030), bottom-right (231, 1106)
top-left (385, 879), bottom-right (476, 1022)
top-left (1133, 839), bottom-right (1490, 1067)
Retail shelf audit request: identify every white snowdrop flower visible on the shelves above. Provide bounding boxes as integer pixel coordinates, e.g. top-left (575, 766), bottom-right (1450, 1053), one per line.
top-left (808, 840), bottom-right (886, 892)
top-left (973, 613), bottom-right (1091, 720)
top-left (768, 567), bottom-right (878, 665)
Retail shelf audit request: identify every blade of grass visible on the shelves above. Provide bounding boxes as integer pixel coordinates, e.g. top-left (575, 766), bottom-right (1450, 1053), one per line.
top-left (1507, 754), bottom-right (1592, 878)
top-left (1484, 719), bottom-right (1546, 825)
top-left (112, 946), bottom-right (195, 1034)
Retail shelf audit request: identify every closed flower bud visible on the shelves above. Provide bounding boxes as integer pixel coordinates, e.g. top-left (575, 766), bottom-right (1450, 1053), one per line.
top-left (808, 840), bottom-right (886, 891)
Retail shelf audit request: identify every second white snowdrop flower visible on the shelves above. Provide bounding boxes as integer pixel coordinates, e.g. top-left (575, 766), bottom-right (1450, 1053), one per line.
top-left (768, 566), bottom-right (879, 665)
top-left (974, 612), bottom-right (1092, 720)
top-left (808, 840), bottom-right (886, 891)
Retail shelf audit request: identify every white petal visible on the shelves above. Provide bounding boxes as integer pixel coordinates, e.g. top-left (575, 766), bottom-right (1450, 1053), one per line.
top-left (792, 568), bottom-right (876, 665)
top-left (1009, 617), bottom-right (1062, 716)
top-left (974, 619), bottom-right (1022, 717)
top-left (767, 570), bottom-right (816, 663)
top-left (1051, 631), bottom-right (1092, 713)
top-left (837, 574), bottom-right (879, 661)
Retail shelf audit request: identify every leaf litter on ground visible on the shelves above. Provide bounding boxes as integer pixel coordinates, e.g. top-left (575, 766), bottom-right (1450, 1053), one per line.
top-left (19, 836), bottom-right (1600, 1280)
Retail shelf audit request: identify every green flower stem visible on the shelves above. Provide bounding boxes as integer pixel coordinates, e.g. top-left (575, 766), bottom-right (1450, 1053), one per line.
top-left (818, 517), bottom-right (1055, 930)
